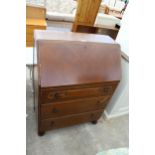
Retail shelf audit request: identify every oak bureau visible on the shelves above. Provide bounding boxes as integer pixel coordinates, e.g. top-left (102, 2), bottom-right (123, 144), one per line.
top-left (33, 30), bottom-right (122, 136)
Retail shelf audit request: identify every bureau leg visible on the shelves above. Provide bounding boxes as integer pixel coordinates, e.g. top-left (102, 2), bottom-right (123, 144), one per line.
top-left (38, 131), bottom-right (45, 136)
top-left (91, 120), bottom-right (98, 124)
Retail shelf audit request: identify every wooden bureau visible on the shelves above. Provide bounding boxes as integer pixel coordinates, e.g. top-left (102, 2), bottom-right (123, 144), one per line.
top-left (33, 30), bottom-right (121, 136)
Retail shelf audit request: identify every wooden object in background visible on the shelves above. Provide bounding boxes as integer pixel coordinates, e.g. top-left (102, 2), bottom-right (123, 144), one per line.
top-left (99, 4), bottom-right (123, 19)
top-left (26, 4), bottom-right (47, 47)
top-left (33, 30), bottom-right (121, 136)
top-left (71, 0), bottom-right (118, 39)
top-left (72, 0), bottom-right (101, 32)
top-left (72, 24), bottom-right (119, 40)
top-left (99, 4), bottom-right (109, 14)
top-left (95, 24), bottom-right (119, 39)
top-left (26, 4), bottom-right (46, 19)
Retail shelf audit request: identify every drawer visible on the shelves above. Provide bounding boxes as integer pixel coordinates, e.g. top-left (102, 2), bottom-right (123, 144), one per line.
top-left (41, 96), bottom-right (110, 119)
top-left (26, 25), bottom-right (46, 34)
top-left (41, 85), bottom-right (114, 103)
top-left (40, 109), bottom-right (103, 131)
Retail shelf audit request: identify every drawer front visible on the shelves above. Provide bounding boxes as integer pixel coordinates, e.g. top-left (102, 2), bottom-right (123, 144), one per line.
top-left (41, 96), bottom-right (110, 119)
top-left (40, 109), bottom-right (103, 131)
top-left (26, 25), bottom-right (46, 34)
top-left (41, 85), bottom-right (115, 103)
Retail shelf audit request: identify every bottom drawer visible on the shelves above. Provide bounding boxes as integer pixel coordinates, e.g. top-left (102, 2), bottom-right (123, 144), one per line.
top-left (40, 109), bottom-right (103, 131)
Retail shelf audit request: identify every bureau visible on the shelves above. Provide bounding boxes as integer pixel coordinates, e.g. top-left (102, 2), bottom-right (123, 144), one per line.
top-left (33, 30), bottom-right (121, 136)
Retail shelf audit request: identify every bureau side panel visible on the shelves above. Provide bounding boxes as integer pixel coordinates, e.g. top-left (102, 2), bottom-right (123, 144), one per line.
top-left (33, 42), bottom-right (42, 134)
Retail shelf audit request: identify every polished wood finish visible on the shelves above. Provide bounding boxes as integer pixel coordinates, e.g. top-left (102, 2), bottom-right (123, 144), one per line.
top-left (37, 41), bottom-right (121, 87)
top-left (41, 84), bottom-right (116, 103)
top-left (34, 30), bottom-right (121, 135)
top-left (71, 24), bottom-right (119, 40)
top-left (72, 0), bottom-right (101, 32)
top-left (26, 4), bottom-right (47, 47)
top-left (40, 110), bottom-right (103, 131)
top-left (41, 96), bottom-right (110, 119)
top-left (34, 30), bottom-right (115, 43)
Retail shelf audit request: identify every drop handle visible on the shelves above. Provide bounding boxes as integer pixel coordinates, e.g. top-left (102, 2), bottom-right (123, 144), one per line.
top-left (47, 92), bottom-right (59, 100)
top-left (101, 86), bottom-right (112, 94)
top-left (54, 92), bottom-right (66, 99)
top-left (54, 92), bottom-right (59, 99)
top-left (52, 108), bottom-right (60, 113)
top-left (47, 92), bottom-right (55, 100)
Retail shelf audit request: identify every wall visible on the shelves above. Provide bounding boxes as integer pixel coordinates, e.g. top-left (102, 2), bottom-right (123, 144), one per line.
top-left (26, 0), bottom-right (45, 6)
top-left (116, 5), bottom-right (129, 56)
top-left (104, 5), bottom-right (129, 119)
top-left (104, 57), bottom-right (129, 118)
top-left (46, 0), bottom-right (76, 13)
top-left (27, 0), bottom-right (77, 14)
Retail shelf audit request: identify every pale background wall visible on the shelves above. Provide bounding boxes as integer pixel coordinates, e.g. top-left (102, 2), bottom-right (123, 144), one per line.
top-left (26, 0), bottom-right (125, 13)
top-left (104, 5), bottom-right (129, 119)
top-left (116, 5), bottom-right (129, 56)
top-left (26, 0), bottom-right (77, 13)
top-left (45, 0), bottom-right (76, 13)
top-left (26, 0), bottom-right (44, 6)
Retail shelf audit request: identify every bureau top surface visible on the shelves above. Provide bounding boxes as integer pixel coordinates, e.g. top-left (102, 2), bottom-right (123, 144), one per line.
top-left (34, 30), bottom-right (116, 44)
top-left (35, 30), bottom-right (121, 87)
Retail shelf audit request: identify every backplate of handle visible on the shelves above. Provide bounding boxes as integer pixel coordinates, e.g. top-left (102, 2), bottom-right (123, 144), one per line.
top-left (54, 92), bottom-right (66, 99)
top-left (52, 108), bottom-right (60, 113)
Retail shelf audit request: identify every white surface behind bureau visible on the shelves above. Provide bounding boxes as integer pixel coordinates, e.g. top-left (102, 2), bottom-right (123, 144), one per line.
top-left (104, 5), bottom-right (129, 119)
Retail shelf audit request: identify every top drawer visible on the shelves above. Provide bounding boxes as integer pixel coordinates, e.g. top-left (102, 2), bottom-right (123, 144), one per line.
top-left (41, 85), bottom-right (116, 104)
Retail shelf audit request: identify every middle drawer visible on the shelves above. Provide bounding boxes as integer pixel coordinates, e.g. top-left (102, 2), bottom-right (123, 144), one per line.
top-left (41, 85), bottom-right (114, 103)
top-left (40, 96), bottom-right (110, 119)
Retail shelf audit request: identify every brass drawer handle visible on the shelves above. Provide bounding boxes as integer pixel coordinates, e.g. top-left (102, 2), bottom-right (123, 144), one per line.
top-left (47, 92), bottom-right (55, 100)
top-left (54, 92), bottom-right (66, 99)
top-left (52, 108), bottom-right (60, 113)
top-left (101, 86), bottom-right (112, 95)
top-left (47, 92), bottom-right (66, 100)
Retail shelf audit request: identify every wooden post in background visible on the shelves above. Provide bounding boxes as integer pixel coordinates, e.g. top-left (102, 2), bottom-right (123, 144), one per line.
top-left (72, 0), bottom-right (101, 32)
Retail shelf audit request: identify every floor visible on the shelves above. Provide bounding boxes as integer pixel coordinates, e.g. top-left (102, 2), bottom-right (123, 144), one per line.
top-left (26, 68), bottom-right (128, 155)
top-left (26, 21), bottom-right (128, 155)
